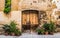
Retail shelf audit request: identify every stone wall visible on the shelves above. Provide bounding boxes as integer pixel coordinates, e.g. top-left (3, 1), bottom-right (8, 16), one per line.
top-left (11, 0), bottom-right (19, 11)
top-left (19, 0), bottom-right (52, 11)
top-left (0, 0), bottom-right (59, 31)
top-left (0, 0), bottom-right (5, 11)
top-left (10, 11), bottom-right (21, 30)
top-left (0, 11), bottom-right (10, 24)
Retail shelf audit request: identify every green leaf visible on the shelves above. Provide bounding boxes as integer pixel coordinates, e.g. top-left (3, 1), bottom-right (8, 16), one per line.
top-left (4, 0), bottom-right (11, 14)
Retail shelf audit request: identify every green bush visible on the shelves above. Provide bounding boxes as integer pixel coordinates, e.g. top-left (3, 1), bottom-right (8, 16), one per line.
top-left (3, 21), bottom-right (21, 36)
top-left (43, 21), bottom-right (55, 32)
top-left (49, 21), bottom-right (56, 32)
top-left (5, 2), bottom-right (11, 7)
top-left (43, 23), bottom-right (50, 32)
top-left (4, 7), bottom-right (11, 14)
top-left (15, 29), bottom-right (22, 35)
top-left (4, 0), bottom-right (11, 14)
top-left (3, 24), bottom-right (10, 33)
top-left (36, 28), bottom-right (44, 35)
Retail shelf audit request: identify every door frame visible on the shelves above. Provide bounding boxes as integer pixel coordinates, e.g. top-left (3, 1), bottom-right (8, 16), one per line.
top-left (21, 10), bottom-right (39, 32)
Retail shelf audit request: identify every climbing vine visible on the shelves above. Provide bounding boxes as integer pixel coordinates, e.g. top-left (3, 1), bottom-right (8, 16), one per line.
top-left (4, 0), bottom-right (11, 14)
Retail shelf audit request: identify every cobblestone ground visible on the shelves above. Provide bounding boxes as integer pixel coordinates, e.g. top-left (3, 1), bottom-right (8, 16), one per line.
top-left (0, 33), bottom-right (60, 38)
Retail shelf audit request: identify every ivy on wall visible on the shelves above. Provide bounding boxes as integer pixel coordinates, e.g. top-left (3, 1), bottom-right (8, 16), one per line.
top-left (4, 0), bottom-right (11, 14)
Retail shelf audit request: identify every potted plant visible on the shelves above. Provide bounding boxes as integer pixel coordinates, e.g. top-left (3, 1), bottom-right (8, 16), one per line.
top-left (43, 23), bottom-right (50, 35)
top-left (10, 32), bottom-right (15, 36)
top-left (44, 30), bottom-right (49, 35)
top-left (43, 21), bottom-right (56, 35)
top-left (9, 21), bottom-right (17, 36)
top-left (3, 21), bottom-right (22, 36)
top-left (36, 28), bottom-right (44, 35)
top-left (9, 21), bottom-right (22, 36)
top-left (3, 24), bottom-right (10, 35)
top-left (15, 29), bottom-right (22, 36)
top-left (49, 21), bottom-right (56, 35)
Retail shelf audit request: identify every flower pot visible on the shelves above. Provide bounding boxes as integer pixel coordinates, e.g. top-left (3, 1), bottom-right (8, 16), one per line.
top-left (15, 33), bottom-right (21, 36)
top-left (38, 32), bottom-right (43, 35)
top-left (0, 32), bottom-right (2, 35)
top-left (5, 32), bottom-right (8, 36)
top-left (45, 31), bottom-right (48, 35)
top-left (50, 32), bottom-right (54, 35)
top-left (38, 32), bottom-right (41, 35)
top-left (11, 33), bottom-right (15, 36)
top-left (16, 34), bottom-right (21, 36)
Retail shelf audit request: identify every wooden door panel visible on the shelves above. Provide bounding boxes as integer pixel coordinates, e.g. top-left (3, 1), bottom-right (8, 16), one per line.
top-left (30, 13), bottom-right (33, 24)
top-left (29, 13), bottom-right (38, 25)
top-left (32, 14), bottom-right (35, 24)
top-left (22, 11), bottom-right (38, 25)
top-left (22, 13), bottom-right (27, 25)
top-left (35, 14), bottom-right (38, 24)
top-left (26, 13), bottom-right (29, 22)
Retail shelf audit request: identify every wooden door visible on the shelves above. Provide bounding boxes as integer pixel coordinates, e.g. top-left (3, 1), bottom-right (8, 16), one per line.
top-left (29, 11), bottom-right (38, 25)
top-left (22, 10), bottom-right (39, 32)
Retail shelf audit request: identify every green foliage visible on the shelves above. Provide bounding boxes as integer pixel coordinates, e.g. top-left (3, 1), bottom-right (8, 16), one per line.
top-left (4, 0), bottom-right (11, 14)
top-left (4, 7), bottom-right (11, 14)
top-left (43, 23), bottom-right (50, 31)
top-left (3, 24), bottom-right (10, 32)
top-left (3, 21), bottom-right (21, 35)
top-left (36, 28), bottom-right (44, 34)
top-left (49, 21), bottom-right (56, 32)
top-left (9, 21), bottom-right (17, 32)
top-left (15, 29), bottom-right (22, 35)
top-left (43, 21), bottom-right (55, 32)
top-left (36, 21), bottom-right (55, 35)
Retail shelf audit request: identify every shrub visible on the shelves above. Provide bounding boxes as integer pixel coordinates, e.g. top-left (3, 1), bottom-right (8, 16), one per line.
top-left (43, 23), bottom-right (50, 32)
top-left (3, 24), bottom-right (10, 33)
top-left (43, 21), bottom-right (56, 34)
top-left (49, 21), bottom-right (56, 32)
top-left (4, 0), bottom-right (11, 14)
top-left (3, 21), bottom-right (21, 36)
top-left (36, 28), bottom-right (44, 35)
top-left (9, 21), bottom-right (17, 33)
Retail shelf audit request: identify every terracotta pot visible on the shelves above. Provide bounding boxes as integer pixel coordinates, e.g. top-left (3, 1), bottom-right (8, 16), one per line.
top-left (50, 32), bottom-right (54, 35)
top-left (5, 33), bottom-right (8, 36)
top-left (38, 32), bottom-right (41, 35)
top-left (0, 32), bottom-right (2, 35)
top-left (45, 31), bottom-right (48, 35)
top-left (11, 33), bottom-right (15, 36)
top-left (16, 33), bottom-right (21, 36)
top-left (16, 34), bottom-right (20, 36)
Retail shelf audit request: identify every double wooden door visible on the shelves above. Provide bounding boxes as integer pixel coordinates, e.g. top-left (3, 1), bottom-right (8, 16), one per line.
top-left (22, 10), bottom-right (39, 32)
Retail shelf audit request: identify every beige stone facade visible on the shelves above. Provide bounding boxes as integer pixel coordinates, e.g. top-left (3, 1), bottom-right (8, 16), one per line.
top-left (0, 0), bottom-right (60, 31)
top-left (0, 0), bottom-right (5, 11)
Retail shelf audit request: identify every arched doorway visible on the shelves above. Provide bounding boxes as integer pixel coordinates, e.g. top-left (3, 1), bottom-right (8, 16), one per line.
top-left (22, 10), bottom-right (39, 33)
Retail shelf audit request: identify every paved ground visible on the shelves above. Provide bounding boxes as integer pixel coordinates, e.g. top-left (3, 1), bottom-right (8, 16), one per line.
top-left (0, 33), bottom-right (60, 38)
